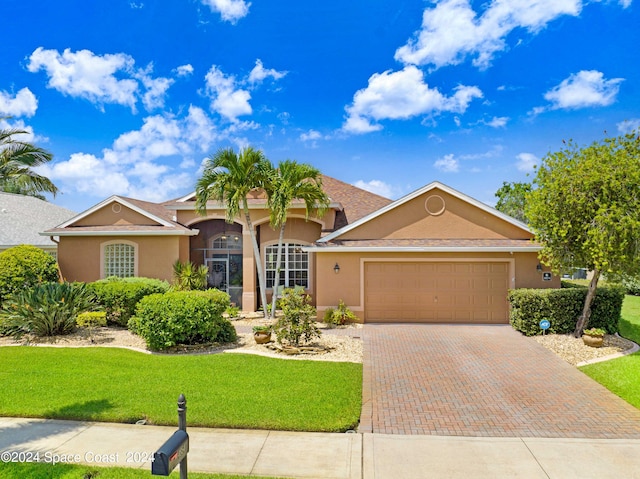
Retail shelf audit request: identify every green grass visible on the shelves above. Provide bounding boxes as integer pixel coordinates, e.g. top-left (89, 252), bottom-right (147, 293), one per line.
top-left (579, 294), bottom-right (640, 409)
top-left (0, 347), bottom-right (361, 432)
top-left (0, 462), bottom-right (284, 478)
top-left (619, 294), bottom-right (640, 344)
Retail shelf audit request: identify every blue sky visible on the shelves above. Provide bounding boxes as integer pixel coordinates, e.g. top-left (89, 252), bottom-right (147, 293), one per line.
top-left (2, 0), bottom-right (639, 212)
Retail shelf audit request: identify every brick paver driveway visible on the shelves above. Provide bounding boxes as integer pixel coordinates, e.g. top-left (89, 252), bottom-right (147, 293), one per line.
top-left (359, 324), bottom-right (640, 438)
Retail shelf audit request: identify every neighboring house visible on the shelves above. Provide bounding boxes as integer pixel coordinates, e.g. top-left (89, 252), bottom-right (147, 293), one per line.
top-left (43, 178), bottom-right (559, 323)
top-left (0, 192), bottom-right (76, 255)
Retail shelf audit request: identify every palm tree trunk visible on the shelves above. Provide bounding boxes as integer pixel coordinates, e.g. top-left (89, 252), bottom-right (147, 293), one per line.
top-left (243, 203), bottom-right (269, 319)
top-left (573, 269), bottom-right (601, 338)
top-left (270, 223), bottom-right (286, 319)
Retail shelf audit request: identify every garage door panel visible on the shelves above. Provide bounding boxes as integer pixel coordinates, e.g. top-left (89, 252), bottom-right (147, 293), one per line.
top-left (365, 261), bottom-right (509, 323)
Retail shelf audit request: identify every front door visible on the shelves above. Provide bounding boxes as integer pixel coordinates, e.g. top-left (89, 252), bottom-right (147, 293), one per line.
top-left (207, 258), bottom-right (228, 292)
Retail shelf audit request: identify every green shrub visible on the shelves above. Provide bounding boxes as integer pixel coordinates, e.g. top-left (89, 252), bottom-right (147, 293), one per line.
top-left (0, 282), bottom-right (97, 338)
top-left (0, 245), bottom-right (58, 303)
top-left (88, 277), bottom-right (169, 326)
top-left (273, 288), bottom-right (320, 346)
top-left (76, 311), bottom-right (107, 328)
top-left (131, 289), bottom-right (235, 351)
top-left (509, 284), bottom-right (625, 336)
top-left (323, 300), bottom-right (358, 326)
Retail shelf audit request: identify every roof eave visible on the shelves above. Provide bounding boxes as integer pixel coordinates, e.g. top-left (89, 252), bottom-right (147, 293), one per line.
top-left (40, 229), bottom-right (199, 237)
top-left (302, 246), bottom-right (542, 253)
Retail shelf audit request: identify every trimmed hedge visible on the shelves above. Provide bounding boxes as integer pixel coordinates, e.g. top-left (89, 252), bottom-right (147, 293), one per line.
top-left (509, 283), bottom-right (625, 336)
top-left (130, 289), bottom-right (236, 351)
top-left (0, 245), bottom-right (58, 303)
top-left (87, 277), bottom-right (169, 326)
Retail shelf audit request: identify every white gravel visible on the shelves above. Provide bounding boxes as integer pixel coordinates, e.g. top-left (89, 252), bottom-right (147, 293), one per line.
top-left (532, 333), bottom-right (638, 366)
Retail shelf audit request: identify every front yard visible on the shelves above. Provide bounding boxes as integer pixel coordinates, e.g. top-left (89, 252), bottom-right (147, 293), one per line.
top-left (579, 295), bottom-right (640, 409)
top-left (0, 347), bottom-right (362, 432)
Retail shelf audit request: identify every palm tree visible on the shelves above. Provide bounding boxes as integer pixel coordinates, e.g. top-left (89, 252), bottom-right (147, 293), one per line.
top-left (264, 160), bottom-right (329, 318)
top-left (0, 127), bottom-right (58, 198)
top-left (195, 147), bottom-right (273, 317)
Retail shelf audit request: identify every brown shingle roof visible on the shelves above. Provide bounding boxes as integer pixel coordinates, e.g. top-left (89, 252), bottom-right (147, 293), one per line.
top-left (320, 175), bottom-right (392, 229)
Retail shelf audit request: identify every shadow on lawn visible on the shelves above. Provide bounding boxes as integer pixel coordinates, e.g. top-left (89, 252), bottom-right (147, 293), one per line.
top-left (44, 398), bottom-right (114, 422)
top-left (619, 316), bottom-right (640, 345)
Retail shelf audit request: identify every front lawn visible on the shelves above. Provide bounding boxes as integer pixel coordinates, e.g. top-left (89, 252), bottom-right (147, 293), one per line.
top-left (0, 347), bottom-right (361, 432)
top-left (0, 462), bottom-right (285, 479)
top-left (579, 294), bottom-right (640, 409)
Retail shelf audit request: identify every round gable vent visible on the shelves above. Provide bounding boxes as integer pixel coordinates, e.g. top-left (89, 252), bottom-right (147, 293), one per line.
top-left (425, 195), bottom-right (445, 216)
top-left (112, 203), bottom-right (122, 214)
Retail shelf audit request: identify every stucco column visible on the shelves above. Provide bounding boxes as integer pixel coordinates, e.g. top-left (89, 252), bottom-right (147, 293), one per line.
top-left (241, 229), bottom-right (257, 312)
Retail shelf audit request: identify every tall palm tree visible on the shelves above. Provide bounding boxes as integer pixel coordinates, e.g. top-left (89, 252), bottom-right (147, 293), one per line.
top-left (0, 127), bottom-right (58, 198)
top-left (195, 147), bottom-right (273, 317)
top-left (264, 160), bottom-right (329, 318)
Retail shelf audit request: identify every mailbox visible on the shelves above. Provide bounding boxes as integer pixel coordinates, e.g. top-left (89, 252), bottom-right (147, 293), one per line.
top-left (152, 429), bottom-right (189, 476)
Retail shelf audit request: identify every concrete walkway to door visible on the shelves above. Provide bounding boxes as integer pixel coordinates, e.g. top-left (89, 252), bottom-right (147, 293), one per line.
top-left (359, 324), bottom-right (640, 438)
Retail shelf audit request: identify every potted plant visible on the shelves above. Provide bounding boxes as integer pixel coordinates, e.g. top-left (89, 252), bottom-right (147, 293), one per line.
top-left (252, 325), bottom-right (272, 344)
top-left (582, 327), bottom-right (606, 348)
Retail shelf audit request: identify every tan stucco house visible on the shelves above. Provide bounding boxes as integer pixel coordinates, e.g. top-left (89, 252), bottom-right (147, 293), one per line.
top-left (43, 177), bottom-right (558, 323)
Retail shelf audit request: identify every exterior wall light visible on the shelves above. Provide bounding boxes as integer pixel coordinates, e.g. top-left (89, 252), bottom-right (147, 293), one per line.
top-left (536, 264), bottom-right (543, 272)
top-left (334, 262), bottom-right (340, 274)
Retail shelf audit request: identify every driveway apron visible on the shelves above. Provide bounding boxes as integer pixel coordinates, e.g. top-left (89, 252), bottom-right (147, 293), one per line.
top-left (359, 324), bottom-right (640, 438)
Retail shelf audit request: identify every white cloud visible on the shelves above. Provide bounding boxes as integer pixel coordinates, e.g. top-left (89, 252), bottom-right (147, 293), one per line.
top-left (485, 116), bottom-right (509, 128)
top-left (199, 0), bottom-right (250, 23)
top-left (27, 47), bottom-right (139, 110)
top-left (135, 65), bottom-right (174, 111)
top-left (617, 118), bottom-right (640, 134)
top-left (175, 64), bottom-right (194, 77)
top-left (434, 153), bottom-right (460, 172)
top-left (542, 70), bottom-right (623, 110)
top-left (353, 180), bottom-right (395, 198)
top-left (516, 152), bottom-right (538, 172)
top-left (0, 118), bottom-right (36, 143)
top-left (300, 130), bottom-right (322, 141)
top-left (343, 66), bottom-right (482, 134)
top-left (395, 0), bottom-right (583, 70)
top-left (40, 107), bottom-right (219, 202)
top-left (27, 48), bottom-right (175, 113)
top-left (204, 65), bottom-right (252, 122)
top-left (248, 59), bottom-right (287, 84)
top-left (0, 88), bottom-right (38, 117)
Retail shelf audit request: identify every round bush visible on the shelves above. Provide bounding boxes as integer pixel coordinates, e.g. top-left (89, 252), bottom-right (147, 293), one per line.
top-left (131, 289), bottom-right (235, 351)
top-left (0, 245), bottom-right (58, 303)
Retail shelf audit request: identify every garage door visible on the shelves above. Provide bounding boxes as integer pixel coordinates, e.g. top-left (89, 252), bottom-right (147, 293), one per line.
top-left (364, 262), bottom-right (510, 323)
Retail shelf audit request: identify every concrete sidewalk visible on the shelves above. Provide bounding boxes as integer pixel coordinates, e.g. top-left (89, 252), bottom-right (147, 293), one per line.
top-left (3, 417), bottom-right (640, 479)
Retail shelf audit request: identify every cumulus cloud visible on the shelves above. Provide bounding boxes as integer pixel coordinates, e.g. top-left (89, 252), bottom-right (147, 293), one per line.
top-left (204, 65), bottom-right (252, 122)
top-left (174, 64), bottom-right (194, 77)
top-left (353, 180), bottom-right (395, 198)
top-left (0, 88), bottom-right (38, 118)
top-left (617, 118), bottom-right (640, 134)
top-left (27, 47), bottom-right (176, 113)
top-left (343, 66), bottom-right (482, 134)
top-left (248, 59), bottom-right (287, 84)
top-left (395, 0), bottom-right (583, 70)
top-left (516, 152), bottom-right (538, 172)
top-left (540, 70), bottom-right (623, 111)
top-left (485, 116), bottom-right (509, 128)
top-left (434, 154), bottom-right (460, 172)
top-left (199, 0), bottom-right (250, 23)
top-left (40, 107), bottom-right (219, 201)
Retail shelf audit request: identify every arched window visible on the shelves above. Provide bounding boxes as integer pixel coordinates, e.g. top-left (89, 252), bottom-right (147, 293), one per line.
top-left (101, 241), bottom-right (137, 278)
top-left (265, 243), bottom-right (309, 289)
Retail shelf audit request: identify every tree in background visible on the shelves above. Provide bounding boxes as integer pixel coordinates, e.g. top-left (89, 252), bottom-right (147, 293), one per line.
top-left (526, 132), bottom-right (640, 337)
top-left (195, 147), bottom-right (272, 317)
top-left (264, 160), bottom-right (329, 318)
top-left (0, 126), bottom-right (58, 199)
top-left (494, 181), bottom-right (531, 223)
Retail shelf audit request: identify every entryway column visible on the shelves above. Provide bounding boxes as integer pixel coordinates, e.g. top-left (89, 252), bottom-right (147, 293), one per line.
top-left (241, 230), bottom-right (257, 312)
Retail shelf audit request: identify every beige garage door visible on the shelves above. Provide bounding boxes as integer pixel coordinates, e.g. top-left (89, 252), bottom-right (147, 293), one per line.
top-left (364, 262), bottom-right (510, 323)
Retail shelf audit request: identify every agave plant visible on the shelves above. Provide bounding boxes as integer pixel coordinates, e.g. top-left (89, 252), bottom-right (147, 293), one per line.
top-left (0, 282), bottom-right (97, 338)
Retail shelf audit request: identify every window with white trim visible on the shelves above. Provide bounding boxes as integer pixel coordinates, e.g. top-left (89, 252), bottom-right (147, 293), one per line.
top-left (265, 243), bottom-right (309, 289)
top-left (103, 242), bottom-right (136, 278)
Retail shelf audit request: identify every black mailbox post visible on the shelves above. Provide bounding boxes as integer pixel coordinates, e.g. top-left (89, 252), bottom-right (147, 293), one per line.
top-left (152, 394), bottom-right (189, 478)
